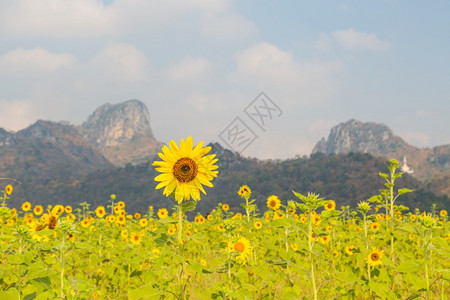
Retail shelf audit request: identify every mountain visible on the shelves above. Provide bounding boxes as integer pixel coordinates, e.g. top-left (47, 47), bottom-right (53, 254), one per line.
top-left (8, 151), bottom-right (447, 215)
top-left (77, 99), bottom-right (161, 166)
top-left (312, 119), bottom-right (450, 191)
top-left (0, 120), bottom-right (114, 202)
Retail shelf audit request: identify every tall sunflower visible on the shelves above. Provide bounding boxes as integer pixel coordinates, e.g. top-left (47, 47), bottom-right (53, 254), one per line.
top-left (153, 136), bottom-right (218, 204)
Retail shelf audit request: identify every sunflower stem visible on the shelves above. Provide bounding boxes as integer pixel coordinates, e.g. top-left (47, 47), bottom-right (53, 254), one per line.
top-left (308, 213), bottom-right (318, 300)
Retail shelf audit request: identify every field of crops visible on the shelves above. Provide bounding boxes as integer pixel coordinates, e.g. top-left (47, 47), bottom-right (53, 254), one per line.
top-left (0, 139), bottom-right (449, 299)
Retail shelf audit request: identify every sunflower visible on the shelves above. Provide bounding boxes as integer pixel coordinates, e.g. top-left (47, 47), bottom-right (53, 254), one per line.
top-left (157, 208), bottom-right (168, 219)
top-left (238, 185), bottom-right (251, 198)
top-left (253, 221), bottom-right (263, 230)
top-left (65, 206), bottom-right (72, 214)
top-left (320, 235), bottom-right (331, 245)
top-left (80, 219), bottom-right (90, 228)
top-left (345, 245), bottom-right (356, 256)
top-left (195, 215), bottom-right (206, 224)
top-left (139, 218), bottom-right (148, 227)
top-left (22, 202), bottom-right (32, 212)
top-left (267, 195), bottom-right (281, 211)
top-left (324, 200), bottom-right (336, 211)
top-left (95, 206), bottom-right (106, 218)
top-left (440, 210), bottom-right (448, 218)
top-left (5, 184), bottom-right (13, 195)
top-left (153, 136), bottom-right (219, 204)
top-left (167, 227), bottom-right (176, 236)
top-left (222, 204), bottom-right (229, 212)
top-left (231, 236), bottom-right (252, 264)
top-left (134, 212), bottom-right (141, 219)
top-left (366, 247), bottom-right (384, 267)
top-left (130, 232), bottom-right (142, 245)
top-left (370, 222), bottom-right (381, 231)
top-left (33, 205), bottom-right (44, 216)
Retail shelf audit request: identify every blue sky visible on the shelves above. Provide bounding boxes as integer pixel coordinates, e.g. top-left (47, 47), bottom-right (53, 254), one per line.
top-left (0, 0), bottom-right (449, 159)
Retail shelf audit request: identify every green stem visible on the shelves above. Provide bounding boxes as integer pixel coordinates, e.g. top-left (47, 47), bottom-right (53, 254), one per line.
top-left (308, 214), bottom-right (317, 300)
top-left (60, 234), bottom-right (66, 299)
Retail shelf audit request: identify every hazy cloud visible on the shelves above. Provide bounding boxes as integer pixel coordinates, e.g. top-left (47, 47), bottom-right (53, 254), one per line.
top-left (200, 13), bottom-right (257, 40)
top-left (90, 42), bottom-right (150, 82)
top-left (228, 42), bottom-right (343, 104)
top-left (333, 28), bottom-right (391, 51)
top-left (164, 57), bottom-right (212, 82)
top-left (0, 48), bottom-right (76, 77)
top-left (0, 99), bottom-right (41, 131)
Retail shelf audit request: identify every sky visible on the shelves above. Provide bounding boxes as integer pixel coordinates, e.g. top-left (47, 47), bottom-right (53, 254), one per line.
top-left (0, 0), bottom-right (449, 159)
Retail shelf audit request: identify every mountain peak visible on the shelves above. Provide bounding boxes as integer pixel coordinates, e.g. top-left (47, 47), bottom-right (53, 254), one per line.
top-left (311, 119), bottom-right (400, 155)
top-left (80, 99), bottom-right (154, 147)
top-left (78, 99), bottom-right (160, 166)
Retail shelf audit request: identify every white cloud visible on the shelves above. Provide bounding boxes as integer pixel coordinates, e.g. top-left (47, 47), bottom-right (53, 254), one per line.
top-left (164, 57), bottom-right (212, 81)
top-left (200, 13), bottom-right (256, 40)
top-left (90, 42), bottom-right (150, 82)
top-left (0, 99), bottom-right (41, 131)
top-left (0, 48), bottom-right (76, 77)
top-left (333, 28), bottom-right (391, 51)
top-left (0, 0), bottom-right (117, 38)
top-left (0, 0), bottom-right (232, 38)
top-left (228, 42), bottom-right (343, 104)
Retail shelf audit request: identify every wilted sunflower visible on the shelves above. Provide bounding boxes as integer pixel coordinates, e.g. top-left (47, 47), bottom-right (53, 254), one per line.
top-left (366, 247), bottom-right (384, 267)
top-left (267, 195), bottom-right (281, 211)
top-left (153, 136), bottom-right (218, 204)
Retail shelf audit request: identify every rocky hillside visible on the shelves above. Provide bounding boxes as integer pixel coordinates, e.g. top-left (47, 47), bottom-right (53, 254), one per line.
top-left (312, 119), bottom-right (450, 196)
top-left (78, 99), bottom-right (161, 166)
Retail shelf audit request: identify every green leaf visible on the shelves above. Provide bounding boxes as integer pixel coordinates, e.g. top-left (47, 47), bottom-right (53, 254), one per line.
top-left (0, 288), bottom-right (19, 300)
top-left (398, 188), bottom-right (413, 196)
top-left (395, 260), bottom-right (423, 273)
top-left (379, 172), bottom-right (388, 180)
top-left (128, 285), bottom-right (162, 300)
top-left (74, 242), bottom-right (94, 250)
top-left (271, 218), bottom-right (293, 228)
top-left (369, 281), bottom-right (388, 298)
top-left (26, 261), bottom-right (51, 280)
top-left (181, 201), bottom-right (196, 212)
top-left (292, 190), bottom-right (305, 202)
top-left (296, 203), bottom-right (309, 212)
top-left (281, 291), bottom-right (298, 300)
top-left (240, 283), bottom-right (258, 292)
top-left (367, 195), bottom-right (382, 204)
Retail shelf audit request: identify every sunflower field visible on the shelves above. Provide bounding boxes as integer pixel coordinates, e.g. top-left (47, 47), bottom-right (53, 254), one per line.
top-left (0, 138), bottom-right (449, 299)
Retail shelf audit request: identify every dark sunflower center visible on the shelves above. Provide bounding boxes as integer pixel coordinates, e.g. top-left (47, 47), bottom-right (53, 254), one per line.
top-left (371, 253), bottom-right (379, 261)
top-left (173, 157), bottom-right (198, 182)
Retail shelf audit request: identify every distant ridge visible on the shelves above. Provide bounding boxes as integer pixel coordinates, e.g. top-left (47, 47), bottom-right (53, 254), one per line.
top-left (312, 119), bottom-right (450, 195)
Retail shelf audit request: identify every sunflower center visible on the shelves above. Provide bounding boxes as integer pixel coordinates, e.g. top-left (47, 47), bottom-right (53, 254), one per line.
top-left (173, 157), bottom-right (198, 182)
top-left (270, 200), bottom-right (277, 207)
top-left (234, 242), bottom-right (245, 252)
top-left (371, 253), bottom-right (380, 261)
